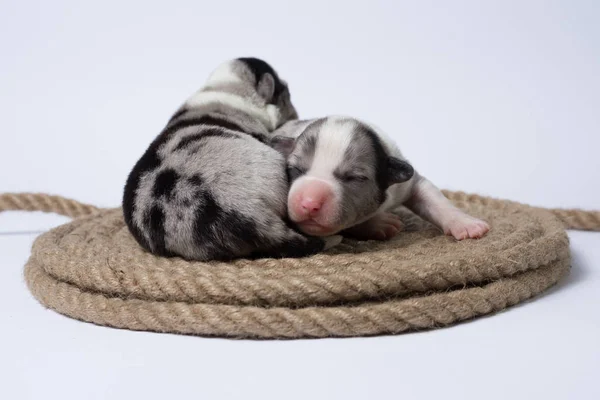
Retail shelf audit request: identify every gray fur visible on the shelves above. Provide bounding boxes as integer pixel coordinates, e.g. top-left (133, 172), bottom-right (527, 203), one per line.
top-left (123, 58), bottom-right (339, 261)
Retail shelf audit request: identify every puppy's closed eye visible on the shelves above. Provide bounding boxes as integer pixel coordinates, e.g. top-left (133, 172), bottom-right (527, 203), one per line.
top-left (287, 165), bottom-right (306, 182)
top-left (336, 172), bottom-right (369, 183)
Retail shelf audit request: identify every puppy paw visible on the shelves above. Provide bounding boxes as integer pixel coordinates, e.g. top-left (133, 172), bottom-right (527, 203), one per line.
top-left (444, 214), bottom-right (490, 240)
top-left (344, 213), bottom-right (404, 241)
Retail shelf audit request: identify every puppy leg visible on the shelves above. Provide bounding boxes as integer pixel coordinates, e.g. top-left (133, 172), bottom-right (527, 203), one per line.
top-left (405, 176), bottom-right (490, 240)
top-left (342, 213), bottom-right (404, 241)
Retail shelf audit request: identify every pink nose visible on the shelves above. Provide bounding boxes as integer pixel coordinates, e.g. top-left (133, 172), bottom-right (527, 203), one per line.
top-left (291, 180), bottom-right (334, 221)
top-left (301, 197), bottom-right (324, 216)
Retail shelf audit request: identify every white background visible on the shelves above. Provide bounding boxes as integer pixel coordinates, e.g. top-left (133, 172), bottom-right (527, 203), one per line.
top-left (1, 1), bottom-right (599, 399)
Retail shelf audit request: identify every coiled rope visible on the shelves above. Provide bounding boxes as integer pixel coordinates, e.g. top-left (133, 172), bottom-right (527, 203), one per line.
top-left (2, 191), bottom-right (598, 339)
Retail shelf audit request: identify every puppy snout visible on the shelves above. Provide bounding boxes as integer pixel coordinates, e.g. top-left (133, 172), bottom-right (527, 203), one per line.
top-left (290, 180), bottom-right (334, 221)
top-left (301, 196), bottom-right (324, 216)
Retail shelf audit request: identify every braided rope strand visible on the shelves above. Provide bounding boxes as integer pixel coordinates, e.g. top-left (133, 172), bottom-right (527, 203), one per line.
top-left (544, 208), bottom-right (600, 232)
top-left (0, 193), bottom-right (99, 218)
top-left (24, 256), bottom-right (568, 338)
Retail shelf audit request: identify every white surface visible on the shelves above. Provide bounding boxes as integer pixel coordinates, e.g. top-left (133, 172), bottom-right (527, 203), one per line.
top-left (1, 231), bottom-right (599, 399)
top-left (1, 1), bottom-right (599, 399)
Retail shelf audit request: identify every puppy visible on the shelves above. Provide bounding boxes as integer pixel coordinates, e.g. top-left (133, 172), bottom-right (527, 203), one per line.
top-left (123, 58), bottom-right (341, 261)
top-left (270, 117), bottom-right (490, 241)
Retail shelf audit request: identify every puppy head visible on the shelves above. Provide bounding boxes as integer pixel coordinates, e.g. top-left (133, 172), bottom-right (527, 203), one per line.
top-left (206, 58), bottom-right (298, 127)
top-left (271, 117), bottom-right (414, 236)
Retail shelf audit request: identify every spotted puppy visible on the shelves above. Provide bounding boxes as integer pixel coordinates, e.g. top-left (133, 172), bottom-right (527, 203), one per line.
top-left (270, 117), bottom-right (490, 241)
top-left (123, 58), bottom-right (341, 261)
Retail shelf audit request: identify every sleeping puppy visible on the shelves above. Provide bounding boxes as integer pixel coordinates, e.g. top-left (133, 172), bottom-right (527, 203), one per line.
top-left (123, 58), bottom-right (341, 261)
top-left (270, 117), bottom-right (490, 241)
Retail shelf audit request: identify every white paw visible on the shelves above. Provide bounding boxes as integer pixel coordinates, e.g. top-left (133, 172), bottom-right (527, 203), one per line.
top-left (323, 235), bottom-right (343, 250)
top-left (443, 214), bottom-right (490, 240)
top-left (346, 213), bottom-right (404, 241)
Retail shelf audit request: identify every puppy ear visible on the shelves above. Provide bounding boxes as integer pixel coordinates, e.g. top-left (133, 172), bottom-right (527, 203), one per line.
top-left (257, 73), bottom-right (276, 102)
top-left (388, 157), bottom-right (414, 184)
top-left (269, 135), bottom-right (296, 157)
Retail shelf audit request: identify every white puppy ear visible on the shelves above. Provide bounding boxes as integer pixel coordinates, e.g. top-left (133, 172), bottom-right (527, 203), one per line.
top-left (388, 157), bottom-right (414, 184)
top-left (269, 135), bottom-right (296, 157)
top-left (257, 73), bottom-right (276, 102)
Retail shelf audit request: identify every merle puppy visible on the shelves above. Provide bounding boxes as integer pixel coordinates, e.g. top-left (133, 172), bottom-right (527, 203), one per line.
top-left (123, 58), bottom-right (341, 261)
top-left (270, 117), bottom-right (490, 241)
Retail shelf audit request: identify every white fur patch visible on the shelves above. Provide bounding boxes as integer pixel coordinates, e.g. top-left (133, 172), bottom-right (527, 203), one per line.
top-left (308, 117), bottom-right (356, 179)
top-left (266, 104), bottom-right (281, 129)
top-left (205, 61), bottom-right (243, 85)
top-left (185, 91), bottom-right (277, 130)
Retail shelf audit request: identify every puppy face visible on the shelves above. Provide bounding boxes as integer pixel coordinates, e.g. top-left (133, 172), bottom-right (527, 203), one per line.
top-left (271, 118), bottom-right (414, 236)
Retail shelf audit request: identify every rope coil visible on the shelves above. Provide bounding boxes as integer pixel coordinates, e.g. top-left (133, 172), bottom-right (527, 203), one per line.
top-left (2, 191), bottom-right (598, 339)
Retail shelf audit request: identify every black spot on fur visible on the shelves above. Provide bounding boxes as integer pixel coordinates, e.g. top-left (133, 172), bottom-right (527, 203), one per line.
top-left (197, 115), bottom-right (245, 132)
top-left (250, 236), bottom-right (325, 260)
top-left (122, 107), bottom-right (271, 258)
top-left (196, 115), bottom-right (265, 143)
top-left (183, 115), bottom-right (265, 143)
top-left (123, 117), bottom-right (213, 252)
top-left (126, 138), bottom-right (164, 180)
top-left (237, 57), bottom-right (285, 103)
top-left (175, 128), bottom-right (239, 151)
top-left (223, 212), bottom-right (263, 247)
top-left (195, 190), bottom-right (221, 229)
top-left (153, 169), bottom-right (179, 199)
top-left (190, 187), bottom-right (267, 260)
top-left (123, 133), bottom-right (172, 251)
top-left (143, 205), bottom-right (171, 256)
top-left (163, 117), bottom-right (207, 137)
top-left (187, 175), bottom-right (204, 187)
top-left (187, 185), bottom-right (326, 260)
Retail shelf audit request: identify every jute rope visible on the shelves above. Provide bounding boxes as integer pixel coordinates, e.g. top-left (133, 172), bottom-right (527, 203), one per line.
top-left (2, 191), bottom-right (599, 339)
top-left (0, 193), bottom-right (99, 218)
